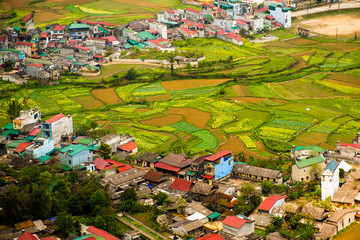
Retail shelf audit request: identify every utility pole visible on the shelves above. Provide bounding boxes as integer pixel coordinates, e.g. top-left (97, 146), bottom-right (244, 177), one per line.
top-left (338, 0), bottom-right (341, 14)
top-left (336, 27), bottom-right (338, 42)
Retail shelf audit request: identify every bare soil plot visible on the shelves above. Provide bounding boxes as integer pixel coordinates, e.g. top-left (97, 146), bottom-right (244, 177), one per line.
top-left (182, 134), bottom-right (193, 141)
top-left (209, 129), bottom-right (227, 144)
top-left (297, 13), bottom-right (360, 36)
top-left (327, 73), bottom-right (360, 85)
top-left (232, 85), bottom-right (253, 96)
top-left (166, 107), bottom-right (211, 129)
top-left (33, 10), bottom-right (65, 23)
top-left (216, 136), bottom-right (263, 159)
top-left (91, 88), bottom-right (122, 105)
top-left (73, 96), bottom-right (103, 109)
top-left (140, 115), bottom-right (183, 127)
top-left (227, 97), bottom-right (266, 104)
top-left (113, 0), bottom-right (167, 10)
top-left (265, 41), bottom-right (297, 48)
top-left (96, 120), bottom-right (110, 126)
top-left (161, 79), bottom-right (230, 91)
top-left (288, 38), bottom-right (318, 45)
top-left (334, 223), bottom-right (360, 240)
top-left (145, 94), bottom-right (171, 102)
top-left (134, 108), bottom-right (150, 113)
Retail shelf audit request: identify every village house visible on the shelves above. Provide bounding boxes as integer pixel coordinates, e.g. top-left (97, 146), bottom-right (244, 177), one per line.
top-left (216, 30), bottom-right (243, 46)
top-left (143, 169), bottom-right (167, 184)
top-left (13, 108), bottom-right (41, 130)
top-left (0, 49), bottom-right (22, 61)
top-left (158, 9), bottom-right (186, 22)
top-left (98, 132), bottom-right (135, 155)
top-left (291, 155), bottom-right (326, 182)
top-left (0, 34), bottom-right (8, 50)
top-left (216, 184), bottom-right (236, 196)
top-left (60, 144), bottom-right (92, 168)
top-left (92, 158), bottom-right (117, 176)
top-left (203, 150), bottom-right (234, 184)
top-left (15, 42), bottom-right (37, 57)
top-left (25, 63), bottom-right (44, 78)
top-left (268, 4), bottom-right (291, 28)
top-left (1, 72), bottom-right (28, 85)
top-left (190, 182), bottom-right (215, 197)
top-left (135, 151), bottom-right (160, 169)
top-left (325, 138), bottom-right (360, 165)
top-left (42, 113), bottom-right (73, 144)
top-left (331, 184), bottom-right (358, 207)
top-left (118, 140), bottom-right (138, 156)
top-left (301, 204), bottom-right (328, 221)
top-left (232, 164), bottom-right (283, 184)
top-left (146, 38), bottom-right (172, 50)
top-left (155, 152), bottom-right (192, 177)
top-left (197, 234), bottom-right (224, 240)
top-left (258, 195), bottom-right (286, 215)
top-left (187, 155), bottom-right (209, 181)
top-left (291, 145), bottom-right (325, 159)
top-left (72, 137), bottom-right (98, 152)
top-left (178, 27), bottom-right (199, 38)
top-left (218, 192), bottom-right (238, 208)
top-left (83, 226), bottom-right (120, 240)
top-left (321, 160), bottom-right (339, 201)
top-left (68, 23), bottom-right (90, 39)
top-left (222, 216), bottom-right (254, 237)
top-left (100, 168), bottom-right (146, 199)
top-left (326, 209), bottom-right (357, 232)
top-left (25, 137), bottom-right (54, 159)
top-left (169, 178), bottom-right (193, 192)
top-left (314, 223), bottom-right (337, 240)
top-left (50, 24), bottom-right (67, 40)
top-left (170, 219), bottom-right (204, 237)
top-left (186, 8), bottom-right (203, 21)
top-left (19, 14), bottom-right (35, 35)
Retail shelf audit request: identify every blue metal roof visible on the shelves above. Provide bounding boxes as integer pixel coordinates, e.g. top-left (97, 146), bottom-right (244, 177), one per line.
top-left (324, 160), bottom-right (338, 173)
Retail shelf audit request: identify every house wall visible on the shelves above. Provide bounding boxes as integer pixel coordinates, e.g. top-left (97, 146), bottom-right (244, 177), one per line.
top-left (213, 155), bottom-right (234, 180)
top-left (269, 7), bottom-right (291, 28)
top-left (333, 212), bottom-right (356, 231)
top-left (43, 115), bottom-right (73, 144)
top-left (214, 19), bottom-right (237, 32)
top-left (149, 22), bottom-right (167, 39)
top-left (171, 226), bottom-right (186, 236)
top-left (321, 167), bottom-right (339, 201)
top-left (269, 198), bottom-right (285, 213)
top-left (292, 161), bottom-right (326, 182)
top-left (15, 45), bottom-right (31, 56)
top-left (99, 135), bottom-right (121, 153)
top-left (60, 149), bottom-right (91, 167)
top-left (186, 11), bottom-right (202, 21)
top-left (223, 222), bottom-right (254, 236)
top-left (1, 50), bottom-right (21, 61)
top-left (26, 65), bottom-right (42, 77)
top-left (250, 18), bottom-right (264, 32)
top-left (25, 138), bottom-right (54, 158)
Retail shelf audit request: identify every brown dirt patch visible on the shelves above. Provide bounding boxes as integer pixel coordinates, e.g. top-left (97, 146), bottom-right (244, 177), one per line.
top-left (182, 134), bottom-right (193, 141)
top-left (96, 120), bottom-right (110, 126)
top-left (265, 41), bottom-right (297, 48)
top-left (232, 85), bottom-right (252, 96)
top-left (216, 136), bottom-right (263, 159)
top-left (33, 10), bottom-right (65, 23)
top-left (161, 79), bottom-right (230, 91)
top-left (324, 79), bottom-right (360, 88)
top-left (134, 108), bottom-right (150, 113)
top-left (166, 108), bottom-right (211, 129)
top-left (226, 97), bottom-right (266, 104)
top-left (209, 129), bottom-right (227, 143)
top-left (73, 96), bottom-right (103, 109)
top-left (298, 13), bottom-right (360, 36)
top-left (334, 223), bottom-right (360, 240)
top-left (140, 115), bottom-right (183, 127)
top-left (271, 99), bottom-right (290, 104)
top-left (91, 88), bottom-right (122, 105)
top-left (288, 38), bottom-right (318, 45)
top-left (294, 55), bottom-right (307, 69)
top-left (113, 0), bottom-right (167, 9)
top-left (146, 94), bottom-right (171, 102)
top-left (328, 73), bottom-right (360, 85)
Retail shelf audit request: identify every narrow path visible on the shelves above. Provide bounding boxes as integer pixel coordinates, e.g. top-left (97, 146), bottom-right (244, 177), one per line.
top-left (292, 2), bottom-right (360, 17)
top-left (117, 214), bottom-right (158, 240)
top-left (123, 213), bottom-right (171, 240)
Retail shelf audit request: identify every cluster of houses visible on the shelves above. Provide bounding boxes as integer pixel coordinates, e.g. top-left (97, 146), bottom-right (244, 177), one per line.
top-left (0, 0), bottom-right (292, 84)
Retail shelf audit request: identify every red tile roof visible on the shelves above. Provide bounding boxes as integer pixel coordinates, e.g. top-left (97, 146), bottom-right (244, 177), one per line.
top-left (47, 42), bottom-right (55, 48)
top-left (0, 34), bottom-right (7, 42)
top-left (217, 30), bottom-right (243, 42)
top-left (87, 226), bottom-right (120, 240)
top-left (236, 20), bottom-right (247, 26)
top-left (105, 159), bottom-right (132, 172)
top-left (118, 141), bottom-right (137, 152)
top-left (93, 55), bottom-right (103, 59)
top-left (97, 21), bottom-right (115, 27)
top-left (22, 14), bottom-right (33, 22)
top-left (18, 232), bottom-right (38, 240)
top-left (186, 7), bottom-right (201, 14)
top-left (28, 128), bottom-right (41, 136)
top-left (46, 113), bottom-right (65, 124)
top-left (266, 15), bottom-right (275, 20)
top-left (15, 142), bottom-right (33, 153)
top-left (155, 162), bottom-right (181, 172)
top-left (149, 38), bottom-right (171, 48)
top-left (75, 46), bottom-right (90, 51)
top-left (40, 32), bottom-right (49, 38)
top-left (93, 158), bottom-right (114, 170)
top-left (222, 216), bottom-right (250, 229)
top-left (77, 19), bottom-right (97, 25)
top-left (180, 27), bottom-right (195, 36)
top-left (196, 234), bottom-right (224, 240)
top-left (27, 63), bottom-right (43, 68)
top-left (166, 9), bottom-right (175, 14)
top-left (258, 195), bottom-right (286, 211)
top-left (101, 36), bottom-right (117, 42)
top-left (16, 41), bottom-right (34, 47)
top-left (53, 25), bottom-right (66, 31)
top-left (118, 164), bottom-right (132, 173)
top-left (193, 22), bottom-right (204, 29)
top-left (40, 237), bottom-right (57, 240)
top-left (169, 178), bottom-right (192, 192)
top-left (340, 143), bottom-right (360, 149)
top-left (205, 150), bottom-right (231, 162)
top-left (147, 29), bottom-right (158, 35)
top-left (260, 7), bottom-right (269, 12)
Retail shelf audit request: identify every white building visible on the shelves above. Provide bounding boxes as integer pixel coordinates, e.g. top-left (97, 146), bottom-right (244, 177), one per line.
top-left (213, 19), bottom-right (237, 32)
top-left (321, 160), bottom-right (339, 201)
top-left (269, 4), bottom-right (291, 28)
top-left (222, 216), bottom-right (254, 236)
top-left (42, 113), bottom-right (73, 144)
top-left (13, 108), bottom-right (41, 130)
top-left (250, 17), bottom-right (264, 32)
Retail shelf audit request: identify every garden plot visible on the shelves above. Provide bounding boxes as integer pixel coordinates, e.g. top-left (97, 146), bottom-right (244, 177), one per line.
top-left (115, 83), bottom-right (146, 102)
top-left (291, 131), bottom-right (329, 147)
top-left (232, 85), bottom-right (253, 96)
top-left (140, 115), bottom-right (183, 127)
top-left (216, 136), bottom-right (263, 158)
top-left (327, 73), bottom-right (360, 85)
top-left (91, 88), bottom-right (122, 104)
top-left (166, 108), bottom-right (210, 129)
top-left (133, 82), bottom-right (167, 97)
top-left (227, 97), bottom-right (267, 104)
top-left (161, 79), bottom-right (230, 91)
top-left (249, 84), bottom-right (282, 98)
top-left (222, 109), bottom-right (269, 133)
top-left (146, 94), bottom-right (171, 102)
top-left (73, 96), bottom-right (103, 109)
top-left (279, 79), bottom-right (338, 98)
top-left (269, 83), bottom-right (301, 99)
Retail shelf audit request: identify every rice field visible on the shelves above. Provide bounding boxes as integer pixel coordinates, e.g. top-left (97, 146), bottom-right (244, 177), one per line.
top-left (139, 115), bottom-right (183, 127)
top-left (91, 88), bottom-right (122, 104)
top-left (161, 79), bottom-right (230, 91)
top-left (166, 108), bottom-right (210, 129)
top-left (73, 96), bottom-right (103, 109)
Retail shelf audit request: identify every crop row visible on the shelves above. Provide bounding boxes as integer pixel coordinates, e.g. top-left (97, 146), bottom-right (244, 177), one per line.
top-left (115, 83), bottom-right (147, 102)
top-left (257, 126), bottom-right (296, 141)
top-left (314, 80), bottom-right (360, 94)
top-left (238, 135), bottom-right (257, 150)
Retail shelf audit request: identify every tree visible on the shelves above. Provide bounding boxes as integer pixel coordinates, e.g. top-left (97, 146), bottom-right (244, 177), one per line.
top-left (298, 221), bottom-right (315, 240)
top-left (125, 68), bottom-right (137, 80)
top-left (90, 121), bottom-right (98, 130)
top-left (152, 191), bottom-right (170, 206)
top-left (311, 163), bottom-right (322, 179)
top-left (118, 188), bottom-right (139, 212)
top-left (261, 181), bottom-right (274, 196)
top-left (169, 55), bottom-right (175, 75)
top-left (186, 62), bottom-right (191, 71)
top-left (57, 211), bottom-right (80, 237)
top-left (98, 143), bottom-right (111, 159)
top-left (0, 178), bottom-right (5, 187)
top-left (6, 99), bottom-right (22, 121)
top-left (339, 168), bottom-right (345, 178)
top-left (89, 190), bottom-right (109, 213)
top-left (176, 197), bottom-right (187, 214)
top-left (104, 47), bottom-right (113, 57)
top-left (240, 182), bottom-right (255, 199)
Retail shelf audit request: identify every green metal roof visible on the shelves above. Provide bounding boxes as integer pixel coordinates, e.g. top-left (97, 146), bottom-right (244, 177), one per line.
top-left (39, 155), bottom-right (51, 162)
top-left (6, 140), bottom-right (29, 148)
top-left (60, 144), bottom-right (89, 157)
top-left (24, 57), bottom-right (52, 65)
top-left (2, 123), bottom-right (13, 130)
top-left (73, 62), bottom-right (87, 66)
top-left (295, 155), bottom-right (325, 169)
top-left (68, 23), bottom-right (90, 30)
top-left (294, 146), bottom-right (324, 153)
top-left (67, 56), bottom-right (75, 59)
top-left (99, 26), bottom-right (109, 34)
top-left (127, 39), bottom-right (138, 45)
top-left (123, 28), bottom-right (135, 33)
top-left (78, 138), bottom-right (92, 145)
top-left (137, 31), bottom-right (156, 40)
top-left (0, 49), bottom-right (21, 53)
top-left (59, 163), bottom-right (72, 171)
top-left (135, 44), bottom-right (145, 49)
top-left (186, 171), bottom-right (196, 176)
top-left (282, 7), bottom-right (291, 12)
top-left (74, 235), bottom-right (105, 240)
top-left (233, 161), bottom-right (247, 166)
top-left (25, 136), bottom-right (37, 140)
top-left (208, 211), bottom-right (221, 219)
top-left (39, 52), bottom-right (48, 57)
top-left (124, 44), bottom-right (131, 49)
top-left (264, 23), bottom-right (271, 28)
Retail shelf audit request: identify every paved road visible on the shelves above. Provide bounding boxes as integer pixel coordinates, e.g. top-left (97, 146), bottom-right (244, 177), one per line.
top-left (292, 2), bottom-right (360, 16)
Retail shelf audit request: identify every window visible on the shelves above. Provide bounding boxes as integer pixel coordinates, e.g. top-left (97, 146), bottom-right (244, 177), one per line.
top-left (306, 176), bottom-right (309, 180)
top-left (301, 178), bottom-right (304, 181)
top-left (69, 160), bottom-right (72, 165)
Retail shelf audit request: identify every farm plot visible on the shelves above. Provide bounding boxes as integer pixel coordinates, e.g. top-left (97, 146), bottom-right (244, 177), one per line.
top-left (274, 102), bottom-right (340, 119)
top-left (133, 82), bottom-right (167, 97)
top-left (169, 86), bottom-right (218, 98)
top-left (139, 115), bottom-right (183, 127)
top-left (291, 131), bottom-right (329, 147)
top-left (91, 88), bottom-right (122, 104)
top-left (269, 83), bottom-right (301, 99)
top-left (166, 108), bottom-right (210, 129)
top-left (161, 79), bottom-right (230, 91)
top-left (226, 97), bottom-right (266, 104)
top-left (168, 121), bottom-right (201, 133)
top-left (190, 130), bottom-right (218, 150)
top-left (279, 79), bottom-right (338, 98)
top-left (232, 85), bottom-right (253, 96)
top-left (216, 136), bottom-right (261, 158)
top-left (210, 113), bottom-right (236, 129)
top-left (327, 73), bottom-right (360, 86)
top-left (115, 83), bottom-right (146, 102)
top-left (314, 79), bottom-right (360, 95)
top-left (146, 94), bottom-right (171, 101)
top-left (238, 135), bottom-right (257, 150)
top-left (334, 223), bottom-right (360, 240)
top-left (249, 84), bottom-right (282, 98)
top-left (73, 96), bottom-right (103, 109)
top-left (222, 109), bottom-right (269, 133)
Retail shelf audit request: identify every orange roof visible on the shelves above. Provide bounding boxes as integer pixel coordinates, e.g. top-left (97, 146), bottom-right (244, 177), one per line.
top-left (46, 113), bottom-right (65, 124)
top-left (87, 226), bottom-right (120, 240)
top-left (205, 150), bottom-right (231, 162)
top-left (197, 234), bottom-right (224, 240)
top-left (118, 141), bottom-right (137, 152)
top-left (14, 142), bottom-right (33, 153)
top-left (169, 178), bottom-right (192, 192)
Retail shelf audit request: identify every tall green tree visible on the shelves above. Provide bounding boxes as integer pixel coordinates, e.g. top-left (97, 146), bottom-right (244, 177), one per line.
top-left (125, 68), bottom-right (137, 80)
top-left (57, 211), bottom-right (80, 237)
top-left (98, 143), bottom-right (112, 159)
top-left (261, 181), bottom-right (274, 196)
top-left (6, 99), bottom-right (22, 122)
top-left (89, 190), bottom-right (109, 213)
top-left (118, 188), bottom-right (139, 212)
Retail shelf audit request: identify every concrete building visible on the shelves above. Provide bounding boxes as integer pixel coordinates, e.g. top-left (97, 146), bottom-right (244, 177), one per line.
top-left (15, 42), bottom-right (37, 57)
top-left (269, 4), bottom-right (291, 28)
top-left (19, 14), bottom-right (34, 35)
top-left (203, 150), bottom-right (234, 183)
top-left (258, 195), bottom-right (286, 214)
top-left (68, 23), bottom-right (90, 39)
top-left (321, 160), bottom-right (339, 201)
top-left (213, 19), bottom-right (237, 32)
top-left (13, 108), bottom-right (41, 130)
top-left (60, 144), bottom-right (92, 168)
top-left (292, 155), bottom-right (326, 182)
top-left (232, 164), bottom-right (283, 184)
top-left (185, 8), bottom-right (203, 21)
top-left (42, 113), bottom-right (73, 144)
top-left (326, 209), bottom-right (357, 232)
top-left (291, 145), bottom-right (325, 159)
top-left (222, 216), bottom-right (254, 236)
top-left (216, 30), bottom-right (243, 45)
top-left (250, 17), bottom-right (264, 32)
top-left (25, 137), bottom-right (54, 159)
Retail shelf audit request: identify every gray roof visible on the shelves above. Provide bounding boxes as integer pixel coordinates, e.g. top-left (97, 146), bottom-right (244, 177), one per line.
top-left (252, 213), bottom-right (272, 227)
top-left (138, 151), bottom-right (159, 163)
top-left (266, 232), bottom-right (287, 240)
top-left (182, 219), bottom-right (204, 232)
top-left (101, 168), bottom-right (146, 187)
top-left (233, 164), bottom-right (281, 179)
top-left (190, 182), bottom-right (214, 196)
top-left (327, 209), bottom-right (357, 223)
top-left (158, 153), bottom-right (191, 168)
top-left (301, 204), bottom-right (326, 221)
top-left (186, 201), bottom-right (213, 216)
top-left (331, 187), bottom-right (358, 204)
top-left (315, 223), bottom-right (337, 240)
